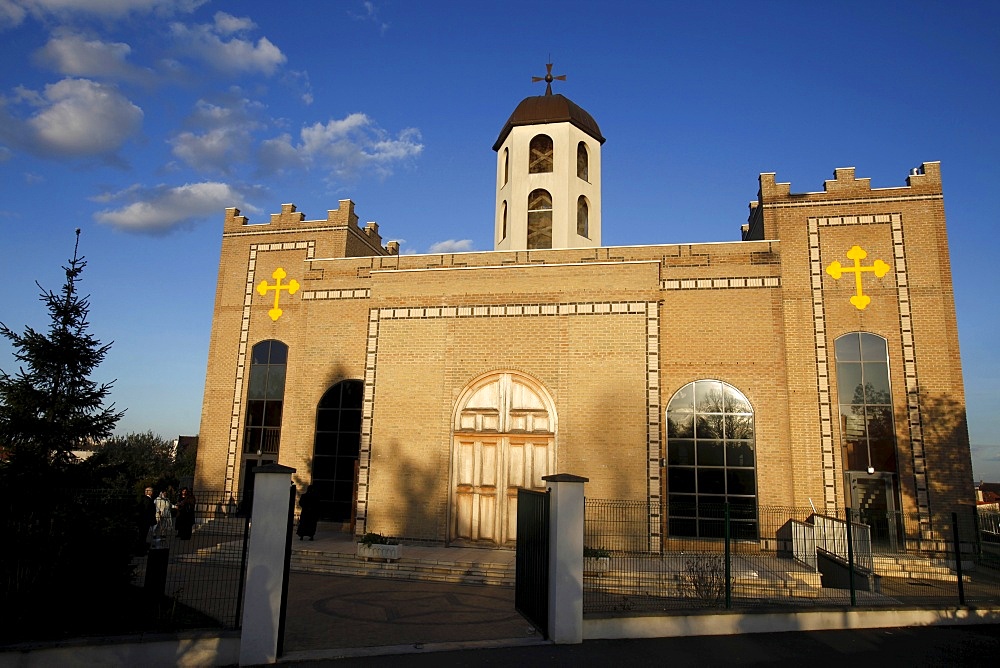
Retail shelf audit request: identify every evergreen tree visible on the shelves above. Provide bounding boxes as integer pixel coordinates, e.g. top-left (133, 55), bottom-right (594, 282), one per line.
top-left (0, 229), bottom-right (123, 470)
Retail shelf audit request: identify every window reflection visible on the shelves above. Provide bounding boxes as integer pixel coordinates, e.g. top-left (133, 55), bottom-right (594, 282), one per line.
top-left (666, 380), bottom-right (757, 539)
top-left (835, 333), bottom-right (897, 473)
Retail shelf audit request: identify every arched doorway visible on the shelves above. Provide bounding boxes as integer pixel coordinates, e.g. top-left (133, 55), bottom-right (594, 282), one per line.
top-left (451, 372), bottom-right (556, 546)
top-left (311, 380), bottom-right (363, 522)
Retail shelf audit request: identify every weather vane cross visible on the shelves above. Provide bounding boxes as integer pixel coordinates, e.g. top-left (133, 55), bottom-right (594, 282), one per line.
top-left (532, 62), bottom-right (566, 95)
top-left (825, 245), bottom-right (891, 310)
top-left (256, 267), bottom-right (299, 321)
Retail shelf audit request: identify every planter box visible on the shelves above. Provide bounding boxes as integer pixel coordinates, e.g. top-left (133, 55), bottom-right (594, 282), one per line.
top-left (357, 542), bottom-right (402, 561)
top-left (584, 556), bottom-right (611, 575)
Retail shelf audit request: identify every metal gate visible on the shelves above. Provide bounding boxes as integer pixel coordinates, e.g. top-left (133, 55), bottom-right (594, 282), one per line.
top-left (514, 487), bottom-right (549, 638)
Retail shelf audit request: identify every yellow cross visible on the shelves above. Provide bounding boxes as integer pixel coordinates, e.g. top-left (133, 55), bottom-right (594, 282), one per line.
top-left (825, 245), bottom-right (890, 310)
top-left (256, 268), bottom-right (299, 321)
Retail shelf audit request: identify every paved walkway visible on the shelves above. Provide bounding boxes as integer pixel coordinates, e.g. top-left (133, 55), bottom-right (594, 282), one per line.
top-left (281, 528), bottom-right (536, 661)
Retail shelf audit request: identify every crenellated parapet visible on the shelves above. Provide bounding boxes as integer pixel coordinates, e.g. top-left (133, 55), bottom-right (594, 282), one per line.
top-left (744, 162), bottom-right (943, 240)
top-left (222, 199), bottom-right (398, 256)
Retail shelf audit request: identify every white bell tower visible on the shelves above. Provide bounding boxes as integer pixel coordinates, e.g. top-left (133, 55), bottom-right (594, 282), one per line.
top-left (493, 64), bottom-right (604, 251)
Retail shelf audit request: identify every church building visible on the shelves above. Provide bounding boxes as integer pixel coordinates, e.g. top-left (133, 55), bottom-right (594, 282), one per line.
top-left (195, 68), bottom-right (974, 551)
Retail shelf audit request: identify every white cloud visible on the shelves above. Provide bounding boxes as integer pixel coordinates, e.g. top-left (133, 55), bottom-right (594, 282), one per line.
top-left (1, 0), bottom-right (206, 27)
top-left (0, 78), bottom-right (142, 159)
top-left (213, 11), bottom-right (254, 34)
top-left (94, 181), bottom-right (256, 233)
top-left (35, 32), bottom-right (152, 83)
top-left (169, 96), bottom-right (263, 172)
top-left (169, 17), bottom-right (286, 76)
top-left (260, 112), bottom-right (423, 180)
top-left (350, 1), bottom-right (389, 35)
top-left (428, 239), bottom-right (475, 254)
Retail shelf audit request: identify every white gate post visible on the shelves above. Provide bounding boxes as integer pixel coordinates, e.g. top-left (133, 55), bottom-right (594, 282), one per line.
top-left (239, 463), bottom-right (295, 666)
top-left (543, 473), bottom-right (588, 644)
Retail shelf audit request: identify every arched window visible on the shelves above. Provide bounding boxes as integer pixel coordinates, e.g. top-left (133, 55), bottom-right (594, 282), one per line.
top-left (243, 339), bottom-right (288, 457)
top-left (527, 189), bottom-right (552, 249)
top-left (312, 380), bottom-right (363, 521)
top-left (500, 200), bottom-right (507, 241)
top-left (529, 134), bottom-right (553, 173)
top-left (666, 380), bottom-right (757, 539)
top-left (577, 142), bottom-right (589, 181)
top-left (577, 196), bottom-right (589, 238)
top-left (835, 333), bottom-right (897, 473)
top-left (502, 148), bottom-right (509, 186)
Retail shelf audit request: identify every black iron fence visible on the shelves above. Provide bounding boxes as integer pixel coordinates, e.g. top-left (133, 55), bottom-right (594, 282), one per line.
top-left (131, 489), bottom-right (250, 630)
top-left (583, 499), bottom-right (1000, 614)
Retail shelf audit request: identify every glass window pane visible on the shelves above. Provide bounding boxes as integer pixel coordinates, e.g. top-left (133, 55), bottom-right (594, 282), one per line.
top-left (837, 363), bottom-right (863, 404)
top-left (667, 414), bottom-right (694, 439)
top-left (668, 494), bottom-right (696, 518)
top-left (251, 341), bottom-right (271, 365)
top-left (696, 415), bottom-right (723, 439)
top-left (869, 437), bottom-right (898, 472)
top-left (668, 384), bottom-right (694, 412)
top-left (668, 467), bottom-right (696, 493)
top-left (724, 385), bottom-right (752, 414)
top-left (698, 519), bottom-right (725, 538)
top-left (727, 469), bottom-right (756, 496)
top-left (725, 414), bottom-right (753, 440)
top-left (859, 333), bottom-right (887, 362)
top-left (577, 142), bottom-right (588, 181)
top-left (339, 408), bottom-right (362, 433)
top-left (312, 455), bottom-right (337, 479)
top-left (668, 440), bottom-right (695, 466)
top-left (268, 341), bottom-right (288, 364)
top-left (845, 438), bottom-right (868, 470)
top-left (334, 456), bottom-right (357, 481)
top-left (313, 431), bottom-right (339, 456)
top-left (263, 401), bottom-right (283, 427)
top-left (866, 405), bottom-right (894, 440)
top-left (695, 381), bottom-right (724, 412)
top-left (698, 468), bottom-right (726, 494)
top-left (841, 406), bottom-right (866, 440)
top-left (863, 362), bottom-right (890, 403)
top-left (316, 408), bottom-right (337, 432)
top-left (246, 400), bottom-right (265, 427)
top-left (265, 365), bottom-right (286, 400)
top-left (697, 440), bottom-right (724, 467)
top-left (726, 441), bottom-right (755, 468)
top-left (835, 333), bottom-right (861, 362)
top-left (248, 365), bottom-right (267, 400)
top-left (669, 518), bottom-right (697, 537)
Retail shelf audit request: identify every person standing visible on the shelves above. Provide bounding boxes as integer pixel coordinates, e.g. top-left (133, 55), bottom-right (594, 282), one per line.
top-left (296, 486), bottom-right (318, 541)
top-left (175, 487), bottom-right (196, 540)
top-left (136, 486), bottom-right (157, 552)
top-left (154, 490), bottom-right (173, 538)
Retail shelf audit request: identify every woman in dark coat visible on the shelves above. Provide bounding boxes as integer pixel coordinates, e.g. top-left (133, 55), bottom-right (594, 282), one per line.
top-left (297, 486), bottom-right (318, 540)
top-left (175, 487), bottom-right (196, 540)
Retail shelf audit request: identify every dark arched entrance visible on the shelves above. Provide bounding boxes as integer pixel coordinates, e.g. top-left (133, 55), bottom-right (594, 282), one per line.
top-left (312, 380), bottom-right (363, 522)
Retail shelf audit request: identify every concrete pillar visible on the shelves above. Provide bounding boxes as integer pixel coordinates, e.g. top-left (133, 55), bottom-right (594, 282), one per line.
top-left (543, 473), bottom-right (588, 644)
top-left (239, 463), bottom-right (295, 666)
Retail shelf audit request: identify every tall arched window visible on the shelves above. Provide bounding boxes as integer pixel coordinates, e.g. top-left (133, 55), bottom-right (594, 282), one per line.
top-left (577, 196), bottom-right (589, 238)
top-left (577, 141), bottom-right (589, 181)
top-left (312, 380), bottom-right (363, 521)
top-left (666, 380), bottom-right (757, 539)
top-left (835, 333), bottom-right (897, 473)
top-left (244, 339), bottom-right (288, 457)
top-left (529, 134), bottom-right (553, 173)
top-left (502, 148), bottom-right (509, 186)
top-left (527, 189), bottom-right (552, 249)
top-left (500, 200), bottom-right (507, 241)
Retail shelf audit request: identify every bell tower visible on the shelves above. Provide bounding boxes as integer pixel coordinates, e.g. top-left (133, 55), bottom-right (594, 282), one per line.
top-left (493, 64), bottom-right (605, 251)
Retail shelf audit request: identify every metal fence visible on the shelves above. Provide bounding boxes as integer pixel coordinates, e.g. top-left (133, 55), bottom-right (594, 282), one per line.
top-left (130, 489), bottom-right (249, 631)
top-left (583, 498), bottom-right (1000, 614)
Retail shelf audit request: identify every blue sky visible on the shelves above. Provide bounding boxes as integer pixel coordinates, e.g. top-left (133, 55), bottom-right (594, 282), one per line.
top-left (1, 1), bottom-right (997, 481)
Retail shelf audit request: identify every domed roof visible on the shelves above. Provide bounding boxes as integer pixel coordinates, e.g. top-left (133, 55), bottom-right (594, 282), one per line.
top-left (493, 91), bottom-right (605, 151)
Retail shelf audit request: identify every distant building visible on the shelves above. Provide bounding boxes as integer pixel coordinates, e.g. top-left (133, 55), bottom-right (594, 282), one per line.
top-left (195, 69), bottom-right (974, 551)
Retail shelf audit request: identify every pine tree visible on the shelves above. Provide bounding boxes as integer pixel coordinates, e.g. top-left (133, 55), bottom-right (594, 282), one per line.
top-left (0, 229), bottom-right (124, 470)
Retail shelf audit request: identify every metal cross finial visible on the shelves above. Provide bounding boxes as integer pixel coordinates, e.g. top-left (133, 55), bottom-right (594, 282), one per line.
top-left (256, 267), bottom-right (300, 321)
top-left (825, 245), bottom-right (891, 310)
top-left (531, 62), bottom-right (566, 95)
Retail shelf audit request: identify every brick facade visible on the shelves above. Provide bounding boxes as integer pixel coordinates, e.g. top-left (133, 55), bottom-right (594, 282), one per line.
top-left (195, 162), bottom-right (974, 550)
